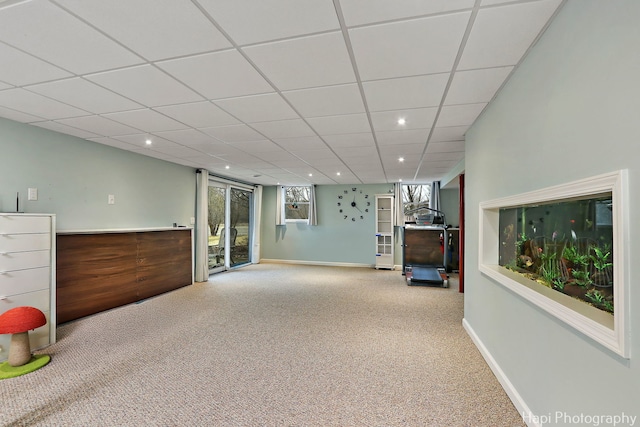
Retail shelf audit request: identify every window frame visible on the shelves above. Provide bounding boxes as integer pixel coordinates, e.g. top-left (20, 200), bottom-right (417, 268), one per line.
top-left (283, 185), bottom-right (311, 224)
top-left (478, 171), bottom-right (629, 358)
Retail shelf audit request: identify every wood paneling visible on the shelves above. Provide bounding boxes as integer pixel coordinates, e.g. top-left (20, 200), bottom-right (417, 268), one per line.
top-left (136, 231), bottom-right (192, 300)
top-left (57, 230), bottom-right (192, 324)
top-left (404, 228), bottom-right (446, 267)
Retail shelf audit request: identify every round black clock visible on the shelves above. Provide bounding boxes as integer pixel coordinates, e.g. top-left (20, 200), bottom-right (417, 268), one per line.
top-left (337, 187), bottom-right (371, 221)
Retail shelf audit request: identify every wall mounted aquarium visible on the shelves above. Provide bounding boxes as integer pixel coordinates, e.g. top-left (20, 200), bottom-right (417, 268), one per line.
top-left (479, 171), bottom-right (629, 357)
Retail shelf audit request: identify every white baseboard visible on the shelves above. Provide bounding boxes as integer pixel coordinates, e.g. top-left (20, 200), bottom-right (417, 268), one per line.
top-left (462, 318), bottom-right (536, 427)
top-left (260, 258), bottom-right (375, 269)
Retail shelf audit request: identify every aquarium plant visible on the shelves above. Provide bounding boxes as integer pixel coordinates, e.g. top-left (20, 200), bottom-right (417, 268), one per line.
top-left (590, 244), bottom-right (613, 286)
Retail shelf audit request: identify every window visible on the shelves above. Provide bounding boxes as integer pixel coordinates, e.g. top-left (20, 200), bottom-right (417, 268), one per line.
top-left (284, 186), bottom-right (310, 222)
top-left (402, 184), bottom-right (431, 224)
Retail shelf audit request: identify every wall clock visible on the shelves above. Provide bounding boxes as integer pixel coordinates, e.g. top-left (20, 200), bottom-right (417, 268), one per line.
top-left (337, 187), bottom-right (371, 221)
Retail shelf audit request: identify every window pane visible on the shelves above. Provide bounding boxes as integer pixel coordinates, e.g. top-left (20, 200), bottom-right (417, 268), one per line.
top-left (402, 184), bottom-right (431, 222)
top-left (284, 186), bottom-right (310, 220)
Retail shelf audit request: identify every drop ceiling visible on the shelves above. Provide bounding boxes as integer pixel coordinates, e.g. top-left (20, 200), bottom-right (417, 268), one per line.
top-left (0, 0), bottom-right (563, 186)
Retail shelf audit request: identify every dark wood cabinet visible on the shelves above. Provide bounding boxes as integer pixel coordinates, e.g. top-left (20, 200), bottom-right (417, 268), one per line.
top-left (403, 227), bottom-right (459, 273)
top-left (57, 229), bottom-right (192, 324)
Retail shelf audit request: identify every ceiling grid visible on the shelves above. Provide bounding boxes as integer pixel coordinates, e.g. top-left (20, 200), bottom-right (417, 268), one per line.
top-left (0, 0), bottom-right (565, 186)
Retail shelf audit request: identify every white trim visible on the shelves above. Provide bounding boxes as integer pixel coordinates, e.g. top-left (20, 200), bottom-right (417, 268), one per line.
top-left (479, 170), bottom-right (629, 358)
top-left (260, 258), bottom-right (374, 269)
top-left (463, 319), bottom-right (536, 427)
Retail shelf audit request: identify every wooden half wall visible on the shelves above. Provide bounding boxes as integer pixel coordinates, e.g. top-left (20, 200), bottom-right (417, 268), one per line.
top-left (56, 228), bottom-right (192, 324)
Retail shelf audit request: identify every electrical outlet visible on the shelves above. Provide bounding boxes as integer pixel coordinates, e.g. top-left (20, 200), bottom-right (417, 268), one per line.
top-left (190, 217), bottom-right (195, 225)
top-left (108, 194), bottom-right (115, 205)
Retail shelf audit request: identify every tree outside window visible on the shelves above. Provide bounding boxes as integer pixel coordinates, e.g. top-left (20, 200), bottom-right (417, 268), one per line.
top-left (402, 184), bottom-right (430, 222)
top-left (284, 186), bottom-right (310, 221)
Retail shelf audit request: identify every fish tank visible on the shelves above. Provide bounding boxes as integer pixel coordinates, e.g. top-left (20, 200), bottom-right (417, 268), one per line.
top-left (479, 171), bottom-right (628, 357)
top-left (499, 194), bottom-right (614, 314)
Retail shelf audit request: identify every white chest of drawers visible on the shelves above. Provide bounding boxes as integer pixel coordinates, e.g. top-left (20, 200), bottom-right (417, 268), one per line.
top-left (0, 214), bottom-right (56, 362)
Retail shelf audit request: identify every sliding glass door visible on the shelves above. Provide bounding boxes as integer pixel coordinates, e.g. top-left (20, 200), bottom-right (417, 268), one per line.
top-left (230, 188), bottom-right (251, 267)
top-left (208, 184), bottom-right (226, 272)
top-left (208, 180), bottom-right (253, 274)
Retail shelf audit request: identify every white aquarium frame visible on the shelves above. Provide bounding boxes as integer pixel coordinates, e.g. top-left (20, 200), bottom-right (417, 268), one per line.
top-left (479, 170), bottom-right (629, 358)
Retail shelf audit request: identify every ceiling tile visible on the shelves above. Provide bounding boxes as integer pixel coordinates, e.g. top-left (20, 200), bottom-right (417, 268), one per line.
top-left (457, 0), bottom-right (562, 70)
top-left (0, 106), bottom-right (44, 123)
top-left (289, 148), bottom-right (339, 161)
top-left (0, 88), bottom-right (88, 120)
top-left (333, 146), bottom-right (379, 158)
top-left (349, 12), bottom-right (471, 81)
top-left (370, 108), bottom-right (438, 131)
top-left (0, 1), bottom-right (142, 74)
top-left (243, 32), bottom-right (356, 91)
top-left (31, 120), bottom-right (100, 139)
top-left (430, 126), bottom-right (469, 142)
top-left (340, 0), bottom-right (474, 26)
top-left (198, 0), bottom-right (339, 45)
top-left (56, 115), bottom-right (142, 137)
top-left (272, 136), bottom-right (326, 151)
top-left (87, 137), bottom-right (139, 151)
top-left (426, 140), bottom-right (465, 153)
top-left (201, 124), bottom-right (265, 142)
top-left (213, 93), bottom-right (299, 123)
top-left (250, 119), bottom-right (316, 139)
top-left (445, 67), bottom-right (513, 105)
top-left (436, 103), bottom-right (487, 127)
top-left (103, 109), bottom-right (189, 133)
top-left (423, 151), bottom-right (464, 162)
top-left (157, 50), bottom-right (274, 100)
top-left (154, 102), bottom-right (240, 128)
top-left (86, 65), bottom-right (203, 107)
top-left (231, 140), bottom-right (284, 153)
top-left (307, 113), bottom-right (371, 135)
top-left (113, 133), bottom-right (177, 149)
top-left (363, 74), bottom-right (449, 111)
top-left (0, 43), bottom-right (71, 86)
top-left (282, 84), bottom-right (365, 117)
top-left (322, 132), bottom-right (375, 148)
top-left (149, 129), bottom-right (218, 146)
top-left (376, 128), bottom-right (430, 145)
top-left (26, 78), bottom-right (143, 114)
top-left (379, 143), bottom-right (425, 156)
top-left (55, 0), bottom-right (231, 61)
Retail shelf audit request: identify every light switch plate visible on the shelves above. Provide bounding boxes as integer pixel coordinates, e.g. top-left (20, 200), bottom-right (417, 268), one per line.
top-left (108, 194), bottom-right (115, 205)
top-left (28, 187), bottom-right (38, 201)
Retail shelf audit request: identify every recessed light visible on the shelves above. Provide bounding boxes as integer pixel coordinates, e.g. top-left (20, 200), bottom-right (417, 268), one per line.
top-left (225, 165), bottom-right (230, 169)
top-left (398, 157), bottom-right (405, 162)
top-left (308, 173), bottom-right (313, 177)
top-left (397, 118), bottom-right (406, 125)
top-left (145, 138), bottom-right (152, 145)
top-left (336, 172), bottom-right (341, 176)
top-left (399, 179), bottom-right (403, 182)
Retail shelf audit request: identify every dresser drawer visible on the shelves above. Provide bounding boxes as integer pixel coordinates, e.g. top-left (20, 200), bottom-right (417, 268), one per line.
top-left (0, 267), bottom-right (50, 297)
top-left (0, 215), bottom-right (51, 234)
top-left (0, 233), bottom-right (51, 253)
top-left (0, 288), bottom-right (50, 313)
top-left (0, 250), bottom-right (50, 272)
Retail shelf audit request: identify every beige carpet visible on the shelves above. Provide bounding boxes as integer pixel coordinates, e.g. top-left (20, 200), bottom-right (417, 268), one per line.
top-left (2, 263), bottom-right (524, 427)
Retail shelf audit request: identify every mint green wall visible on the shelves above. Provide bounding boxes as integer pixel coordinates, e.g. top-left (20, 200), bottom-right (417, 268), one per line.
top-left (440, 188), bottom-right (460, 228)
top-left (261, 184), bottom-right (395, 266)
top-left (261, 184), bottom-right (461, 266)
top-left (1, 117), bottom-right (195, 230)
top-left (465, 1), bottom-right (639, 423)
